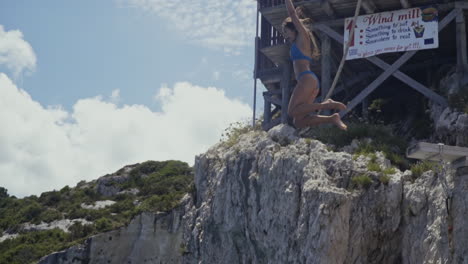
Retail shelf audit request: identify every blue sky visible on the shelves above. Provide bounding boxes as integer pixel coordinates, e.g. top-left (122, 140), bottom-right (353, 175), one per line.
top-left (0, 0), bottom-right (262, 197)
top-left (1, 0), bottom-right (256, 109)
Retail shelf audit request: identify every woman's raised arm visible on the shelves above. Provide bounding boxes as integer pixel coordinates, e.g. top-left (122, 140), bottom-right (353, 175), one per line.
top-left (285, 0), bottom-right (308, 36)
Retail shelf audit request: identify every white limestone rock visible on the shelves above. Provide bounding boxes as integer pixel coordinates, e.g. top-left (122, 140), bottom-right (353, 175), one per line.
top-left (81, 200), bottom-right (116, 210)
top-left (39, 125), bottom-right (468, 264)
top-left (268, 124), bottom-right (299, 146)
top-left (0, 233), bottom-right (18, 242)
top-left (22, 219), bottom-right (92, 233)
top-left (38, 206), bottom-right (187, 264)
top-left (183, 129), bottom-right (405, 264)
top-left (434, 108), bottom-right (468, 147)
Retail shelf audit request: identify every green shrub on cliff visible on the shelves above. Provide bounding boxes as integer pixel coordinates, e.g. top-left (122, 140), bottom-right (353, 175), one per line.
top-left (367, 161), bottom-right (382, 172)
top-left (351, 174), bottom-right (373, 189)
top-left (379, 175), bottom-right (391, 185)
top-left (382, 167), bottom-right (396, 175)
top-left (94, 217), bottom-right (113, 232)
top-left (312, 123), bottom-right (409, 170)
top-left (0, 160), bottom-right (194, 264)
top-left (410, 160), bottom-right (441, 179)
top-left (0, 229), bottom-right (72, 264)
top-left (221, 120), bottom-right (262, 148)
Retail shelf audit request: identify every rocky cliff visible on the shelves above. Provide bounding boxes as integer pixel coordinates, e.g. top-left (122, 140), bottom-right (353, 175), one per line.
top-left (38, 207), bottom-right (187, 264)
top-left (40, 124), bottom-right (468, 264)
top-left (433, 107), bottom-right (468, 147)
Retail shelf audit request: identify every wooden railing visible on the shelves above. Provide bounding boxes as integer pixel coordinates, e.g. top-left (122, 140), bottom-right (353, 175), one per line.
top-left (260, 18), bottom-right (285, 49)
top-left (257, 44), bottom-right (276, 73)
top-left (259, 0), bottom-right (285, 9)
top-left (256, 16), bottom-right (286, 74)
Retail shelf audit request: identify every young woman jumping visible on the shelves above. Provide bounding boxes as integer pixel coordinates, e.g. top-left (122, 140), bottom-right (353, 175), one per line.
top-left (283, 0), bottom-right (347, 130)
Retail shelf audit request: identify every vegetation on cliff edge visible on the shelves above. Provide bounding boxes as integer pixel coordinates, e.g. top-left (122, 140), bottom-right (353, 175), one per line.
top-left (0, 160), bottom-right (194, 264)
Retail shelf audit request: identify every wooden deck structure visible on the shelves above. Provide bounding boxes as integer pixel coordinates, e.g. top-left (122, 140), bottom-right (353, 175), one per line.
top-left (254, 0), bottom-right (468, 130)
top-left (407, 142), bottom-right (468, 169)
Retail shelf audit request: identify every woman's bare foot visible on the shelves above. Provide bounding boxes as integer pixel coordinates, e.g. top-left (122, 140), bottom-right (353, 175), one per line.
top-left (322, 99), bottom-right (347, 111)
top-left (331, 113), bottom-right (347, 130)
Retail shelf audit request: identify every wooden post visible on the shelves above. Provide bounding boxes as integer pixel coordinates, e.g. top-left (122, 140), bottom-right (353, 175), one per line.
top-left (400, 0), bottom-right (411, 8)
top-left (456, 9), bottom-right (468, 85)
top-left (321, 34), bottom-right (332, 102)
top-left (253, 6), bottom-right (260, 128)
top-left (361, 0), bottom-right (376, 14)
top-left (281, 64), bottom-right (292, 124)
top-left (340, 50), bottom-right (418, 116)
top-left (263, 92), bottom-right (272, 129)
top-left (320, 0), bottom-right (336, 18)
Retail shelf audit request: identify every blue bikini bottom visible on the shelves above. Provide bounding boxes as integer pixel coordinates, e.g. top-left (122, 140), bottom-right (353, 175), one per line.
top-left (296, 71), bottom-right (320, 88)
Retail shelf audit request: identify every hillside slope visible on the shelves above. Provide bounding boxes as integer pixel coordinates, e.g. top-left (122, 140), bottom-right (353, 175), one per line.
top-left (0, 160), bottom-right (193, 264)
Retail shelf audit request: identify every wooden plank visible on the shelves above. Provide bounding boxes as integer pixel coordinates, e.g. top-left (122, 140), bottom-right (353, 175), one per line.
top-left (315, 18), bottom-right (346, 28)
top-left (254, 37), bottom-right (260, 78)
top-left (455, 2), bottom-right (468, 10)
top-left (321, 34), bottom-right (332, 101)
top-left (333, 70), bottom-right (376, 95)
top-left (344, 55), bottom-right (449, 114)
top-left (264, 87), bottom-right (282, 96)
top-left (439, 8), bottom-right (462, 29)
top-left (456, 9), bottom-right (468, 76)
top-left (260, 44), bottom-right (289, 66)
top-left (364, 55), bottom-right (449, 106)
top-left (261, 1), bottom-right (457, 32)
top-left (257, 67), bottom-right (283, 84)
top-left (407, 142), bottom-right (468, 162)
top-left (263, 94), bottom-right (272, 128)
top-left (340, 50), bottom-right (419, 116)
top-left (389, 68), bottom-right (449, 106)
top-left (264, 93), bottom-right (282, 106)
top-left (361, 0), bottom-right (377, 14)
top-left (400, 0), bottom-right (411, 8)
top-left (321, 0), bottom-right (336, 18)
top-left (281, 64), bottom-right (292, 124)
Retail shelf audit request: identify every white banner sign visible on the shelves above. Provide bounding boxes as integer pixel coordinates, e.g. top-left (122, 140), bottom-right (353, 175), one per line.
top-left (344, 7), bottom-right (439, 60)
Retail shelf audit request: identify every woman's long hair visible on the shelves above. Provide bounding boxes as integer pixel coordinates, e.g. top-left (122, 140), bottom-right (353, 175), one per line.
top-left (282, 7), bottom-right (321, 60)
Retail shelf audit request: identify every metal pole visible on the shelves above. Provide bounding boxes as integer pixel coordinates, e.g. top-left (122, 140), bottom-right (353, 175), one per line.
top-left (253, 4), bottom-right (260, 128)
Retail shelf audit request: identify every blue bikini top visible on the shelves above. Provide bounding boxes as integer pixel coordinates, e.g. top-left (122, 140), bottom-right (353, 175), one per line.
top-left (290, 43), bottom-right (314, 62)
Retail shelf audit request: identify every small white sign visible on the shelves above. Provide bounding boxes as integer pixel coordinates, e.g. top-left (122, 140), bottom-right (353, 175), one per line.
top-left (344, 7), bottom-right (439, 60)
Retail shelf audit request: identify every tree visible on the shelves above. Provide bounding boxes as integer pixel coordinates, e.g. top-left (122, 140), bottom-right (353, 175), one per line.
top-left (0, 187), bottom-right (8, 199)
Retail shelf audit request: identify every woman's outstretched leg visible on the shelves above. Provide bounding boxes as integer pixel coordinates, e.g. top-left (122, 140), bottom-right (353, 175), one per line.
top-left (288, 74), bottom-right (347, 130)
top-left (293, 113), bottom-right (347, 130)
top-left (289, 100), bottom-right (347, 119)
top-left (321, 99), bottom-right (346, 111)
top-left (288, 76), bottom-right (346, 118)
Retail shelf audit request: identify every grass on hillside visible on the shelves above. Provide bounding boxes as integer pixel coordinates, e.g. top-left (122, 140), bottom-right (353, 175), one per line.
top-left (0, 160), bottom-right (194, 264)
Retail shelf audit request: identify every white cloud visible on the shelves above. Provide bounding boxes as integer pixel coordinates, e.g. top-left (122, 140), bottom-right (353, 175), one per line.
top-left (0, 25), bottom-right (36, 78)
top-left (0, 73), bottom-right (251, 197)
top-left (118, 0), bottom-right (256, 53)
top-left (110, 89), bottom-right (121, 103)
